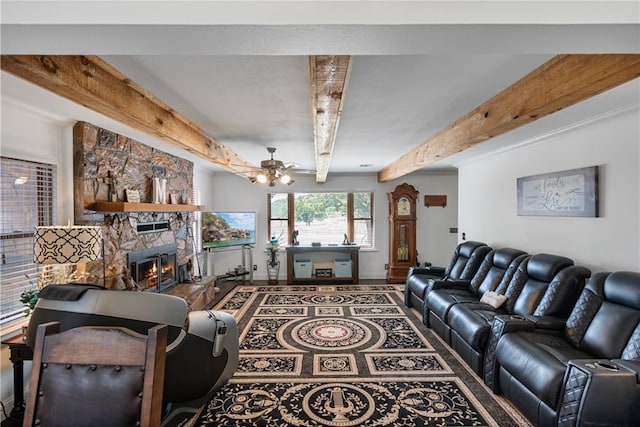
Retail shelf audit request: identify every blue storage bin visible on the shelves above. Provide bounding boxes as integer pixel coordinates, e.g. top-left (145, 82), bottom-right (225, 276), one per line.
top-left (334, 259), bottom-right (352, 278)
top-left (294, 259), bottom-right (312, 278)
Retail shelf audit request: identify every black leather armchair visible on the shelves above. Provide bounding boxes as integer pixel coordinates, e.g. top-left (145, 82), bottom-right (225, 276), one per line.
top-left (404, 241), bottom-right (490, 313)
top-left (489, 271), bottom-right (640, 427)
top-left (26, 284), bottom-right (239, 421)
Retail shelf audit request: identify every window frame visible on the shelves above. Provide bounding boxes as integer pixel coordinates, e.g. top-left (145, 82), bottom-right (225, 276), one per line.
top-left (267, 191), bottom-right (374, 248)
top-left (267, 193), bottom-right (293, 243)
top-left (350, 192), bottom-right (374, 247)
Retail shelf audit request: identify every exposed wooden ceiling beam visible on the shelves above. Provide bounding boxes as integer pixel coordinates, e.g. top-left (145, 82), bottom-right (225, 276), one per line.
top-left (0, 55), bottom-right (258, 176)
top-left (378, 54), bottom-right (640, 182)
top-left (309, 55), bottom-right (353, 183)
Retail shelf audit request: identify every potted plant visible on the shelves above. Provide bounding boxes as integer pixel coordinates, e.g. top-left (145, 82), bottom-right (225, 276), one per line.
top-left (266, 237), bottom-right (280, 284)
top-left (20, 288), bottom-right (40, 317)
top-left (20, 272), bottom-right (51, 317)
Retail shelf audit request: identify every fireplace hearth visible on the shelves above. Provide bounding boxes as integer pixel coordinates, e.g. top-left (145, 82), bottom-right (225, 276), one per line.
top-left (127, 244), bottom-right (178, 292)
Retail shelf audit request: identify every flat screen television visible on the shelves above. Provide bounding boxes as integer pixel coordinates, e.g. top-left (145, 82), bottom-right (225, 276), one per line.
top-left (202, 211), bottom-right (257, 249)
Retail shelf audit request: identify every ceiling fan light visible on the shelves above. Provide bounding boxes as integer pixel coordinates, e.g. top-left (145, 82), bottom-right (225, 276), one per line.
top-left (279, 174), bottom-right (291, 184)
top-left (256, 173), bottom-right (268, 184)
top-left (252, 148), bottom-right (295, 186)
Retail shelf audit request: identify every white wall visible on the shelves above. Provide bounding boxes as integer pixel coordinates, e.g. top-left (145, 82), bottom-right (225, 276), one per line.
top-left (0, 100), bottom-right (72, 415)
top-left (205, 171), bottom-right (459, 280)
top-left (0, 102), bottom-right (74, 223)
top-left (458, 107), bottom-right (640, 272)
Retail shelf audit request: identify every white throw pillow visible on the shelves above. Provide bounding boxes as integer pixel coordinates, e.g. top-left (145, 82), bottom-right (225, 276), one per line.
top-left (480, 291), bottom-right (507, 309)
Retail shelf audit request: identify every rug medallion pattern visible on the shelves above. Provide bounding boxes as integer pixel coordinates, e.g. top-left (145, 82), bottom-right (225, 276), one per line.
top-left (194, 285), bottom-right (524, 426)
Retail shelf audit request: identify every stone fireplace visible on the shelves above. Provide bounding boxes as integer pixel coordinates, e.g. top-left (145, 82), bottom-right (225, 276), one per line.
top-left (73, 121), bottom-right (196, 290)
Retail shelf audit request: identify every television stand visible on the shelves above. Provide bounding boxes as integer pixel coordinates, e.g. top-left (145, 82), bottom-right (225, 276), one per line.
top-left (204, 245), bottom-right (253, 284)
top-left (285, 245), bottom-right (359, 285)
top-left (216, 270), bottom-right (251, 282)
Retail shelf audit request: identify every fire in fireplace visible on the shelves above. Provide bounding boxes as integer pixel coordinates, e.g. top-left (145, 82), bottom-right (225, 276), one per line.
top-left (127, 244), bottom-right (178, 292)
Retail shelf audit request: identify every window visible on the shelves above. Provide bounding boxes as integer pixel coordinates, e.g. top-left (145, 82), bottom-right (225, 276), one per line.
top-left (1, 156), bottom-right (57, 325)
top-left (268, 192), bottom-right (374, 248)
top-left (267, 193), bottom-right (291, 243)
top-left (352, 192), bottom-right (374, 247)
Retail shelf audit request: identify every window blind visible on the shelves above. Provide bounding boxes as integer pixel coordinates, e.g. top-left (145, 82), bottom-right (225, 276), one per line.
top-left (193, 188), bottom-right (202, 253)
top-left (1, 156), bottom-right (57, 325)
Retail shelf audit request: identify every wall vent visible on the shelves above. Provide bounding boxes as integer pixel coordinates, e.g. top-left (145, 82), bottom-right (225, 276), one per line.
top-left (137, 221), bottom-right (170, 234)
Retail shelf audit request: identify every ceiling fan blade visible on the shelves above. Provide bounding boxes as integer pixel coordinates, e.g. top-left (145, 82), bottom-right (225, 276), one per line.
top-left (283, 162), bottom-right (299, 169)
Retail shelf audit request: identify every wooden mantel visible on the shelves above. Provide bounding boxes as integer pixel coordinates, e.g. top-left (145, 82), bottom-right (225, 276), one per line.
top-left (90, 202), bottom-right (204, 213)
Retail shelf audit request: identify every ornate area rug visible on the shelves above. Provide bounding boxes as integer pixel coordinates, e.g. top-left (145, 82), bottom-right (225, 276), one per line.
top-left (191, 285), bottom-right (528, 426)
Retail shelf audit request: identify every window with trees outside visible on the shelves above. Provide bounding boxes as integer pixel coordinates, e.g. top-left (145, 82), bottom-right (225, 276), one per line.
top-left (268, 192), bottom-right (374, 248)
top-left (1, 156), bottom-right (57, 325)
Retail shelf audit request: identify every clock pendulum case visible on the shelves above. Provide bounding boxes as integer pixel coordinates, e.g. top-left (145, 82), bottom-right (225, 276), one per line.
top-left (387, 183), bottom-right (419, 283)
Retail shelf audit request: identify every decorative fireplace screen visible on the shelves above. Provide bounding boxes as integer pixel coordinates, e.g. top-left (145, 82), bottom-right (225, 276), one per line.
top-left (127, 244), bottom-right (178, 292)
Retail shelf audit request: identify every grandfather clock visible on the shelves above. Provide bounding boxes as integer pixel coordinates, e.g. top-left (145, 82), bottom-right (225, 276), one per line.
top-left (387, 183), bottom-right (418, 283)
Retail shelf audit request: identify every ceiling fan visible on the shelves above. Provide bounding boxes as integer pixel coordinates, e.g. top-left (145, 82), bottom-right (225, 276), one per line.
top-left (248, 147), bottom-right (298, 186)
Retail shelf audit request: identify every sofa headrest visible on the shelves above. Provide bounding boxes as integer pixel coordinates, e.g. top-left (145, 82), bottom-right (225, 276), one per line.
top-left (457, 241), bottom-right (487, 258)
top-left (526, 253), bottom-right (574, 282)
top-left (602, 271), bottom-right (640, 309)
top-left (493, 248), bottom-right (528, 269)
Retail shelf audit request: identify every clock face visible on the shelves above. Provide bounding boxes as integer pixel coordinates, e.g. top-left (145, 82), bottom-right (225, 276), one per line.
top-left (397, 197), bottom-right (411, 216)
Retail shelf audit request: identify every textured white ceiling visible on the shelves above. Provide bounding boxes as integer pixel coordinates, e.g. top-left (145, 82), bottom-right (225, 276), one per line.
top-left (2, 1), bottom-right (638, 179)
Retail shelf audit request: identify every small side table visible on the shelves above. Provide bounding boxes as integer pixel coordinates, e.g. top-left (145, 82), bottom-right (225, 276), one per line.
top-left (1, 333), bottom-right (33, 423)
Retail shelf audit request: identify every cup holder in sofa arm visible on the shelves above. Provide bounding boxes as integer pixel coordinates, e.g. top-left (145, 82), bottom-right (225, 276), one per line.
top-left (586, 361), bottom-right (620, 371)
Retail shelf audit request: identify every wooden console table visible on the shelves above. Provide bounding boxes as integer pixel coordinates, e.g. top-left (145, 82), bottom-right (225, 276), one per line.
top-left (285, 245), bottom-right (359, 285)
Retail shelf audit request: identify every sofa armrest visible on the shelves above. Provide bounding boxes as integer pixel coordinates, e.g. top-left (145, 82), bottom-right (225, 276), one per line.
top-left (522, 314), bottom-right (566, 331)
top-left (615, 359), bottom-right (640, 381)
top-left (483, 314), bottom-right (536, 392)
top-left (557, 359), bottom-right (640, 427)
top-left (430, 279), bottom-right (471, 291)
top-left (407, 267), bottom-right (434, 277)
top-left (407, 265), bottom-right (445, 278)
top-left (408, 265), bottom-right (446, 278)
top-left (425, 266), bottom-right (446, 277)
top-left (448, 278), bottom-right (472, 286)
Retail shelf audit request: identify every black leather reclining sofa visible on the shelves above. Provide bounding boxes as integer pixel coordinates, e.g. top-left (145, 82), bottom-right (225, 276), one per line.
top-left (407, 244), bottom-right (590, 376)
top-left (445, 253), bottom-right (591, 376)
top-left (484, 271), bottom-right (640, 426)
top-left (405, 244), bottom-right (640, 426)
